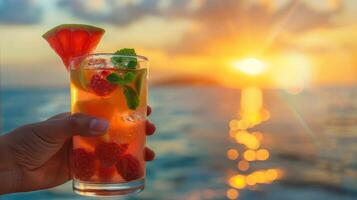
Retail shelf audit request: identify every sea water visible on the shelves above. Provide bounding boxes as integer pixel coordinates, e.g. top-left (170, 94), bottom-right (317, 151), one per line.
top-left (1, 86), bottom-right (357, 200)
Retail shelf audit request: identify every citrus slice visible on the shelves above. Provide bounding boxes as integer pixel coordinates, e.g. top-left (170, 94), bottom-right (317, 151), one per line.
top-left (42, 24), bottom-right (105, 70)
top-left (70, 59), bottom-right (89, 91)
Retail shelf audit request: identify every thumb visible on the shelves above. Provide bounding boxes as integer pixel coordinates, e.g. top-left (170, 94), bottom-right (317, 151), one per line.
top-left (6, 113), bottom-right (109, 170)
top-left (27, 113), bottom-right (109, 144)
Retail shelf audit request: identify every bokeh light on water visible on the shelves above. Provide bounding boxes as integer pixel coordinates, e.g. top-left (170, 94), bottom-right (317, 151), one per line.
top-left (226, 86), bottom-right (282, 199)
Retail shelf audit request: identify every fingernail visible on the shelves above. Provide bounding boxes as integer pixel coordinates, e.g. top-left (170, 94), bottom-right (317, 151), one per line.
top-left (89, 118), bottom-right (109, 134)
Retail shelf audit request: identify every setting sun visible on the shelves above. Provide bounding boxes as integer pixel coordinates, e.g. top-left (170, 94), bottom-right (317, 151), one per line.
top-left (232, 58), bottom-right (267, 75)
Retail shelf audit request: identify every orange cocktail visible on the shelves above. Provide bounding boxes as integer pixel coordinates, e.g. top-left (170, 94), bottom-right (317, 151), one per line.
top-left (70, 53), bottom-right (148, 196)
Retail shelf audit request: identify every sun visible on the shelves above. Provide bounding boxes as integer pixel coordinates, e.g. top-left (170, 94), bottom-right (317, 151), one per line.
top-left (232, 58), bottom-right (267, 75)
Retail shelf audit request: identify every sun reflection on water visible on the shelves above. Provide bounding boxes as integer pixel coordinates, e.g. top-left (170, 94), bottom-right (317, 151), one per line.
top-left (227, 149), bottom-right (240, 160)
top-left (226, 86), bottom-right (283, 199)
top-left (226, 188), bottom-right (240, 199)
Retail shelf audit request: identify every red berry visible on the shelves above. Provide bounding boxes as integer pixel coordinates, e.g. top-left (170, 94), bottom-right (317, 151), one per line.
top-left (116, 154), bottom-right (143, 181)
top-left (95, 142), bottom-right (128, 167)
top-left (72, 148), bottom-right (96, 181)
top-left (98, 165), bottom-right (116, 181)
top-left (90, 74), bottom-right (116, 96)
top-left (100, 70), bottom-right (111, 77)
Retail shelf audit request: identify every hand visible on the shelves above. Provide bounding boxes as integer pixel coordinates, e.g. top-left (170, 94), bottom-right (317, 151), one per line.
top-left (0, 106), bottom-right (156, 194)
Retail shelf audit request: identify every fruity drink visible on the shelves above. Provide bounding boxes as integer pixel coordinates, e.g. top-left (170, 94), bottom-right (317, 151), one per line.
top-left (42, 24), bottom-right (149, 197)
top-left (70, 54), bottom-right (148, 196)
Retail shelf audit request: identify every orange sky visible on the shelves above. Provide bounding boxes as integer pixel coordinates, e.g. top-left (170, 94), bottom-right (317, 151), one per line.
top-left (0, 0), bottom-right (356, 89)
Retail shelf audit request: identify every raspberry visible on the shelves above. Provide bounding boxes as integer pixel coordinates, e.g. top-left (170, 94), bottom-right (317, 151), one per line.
top-left (98, 165), bottom-right (116, 181)
top-left (90, 74), bottom-right (117, 96)
top-left (95, 142), bottom-right (128, 167)
top-left (116, 154), bottom-right (143, 181)
top-left (100, 70), bottom-right (111, 77)
top-left (72, 148), bottom-right (96, 181)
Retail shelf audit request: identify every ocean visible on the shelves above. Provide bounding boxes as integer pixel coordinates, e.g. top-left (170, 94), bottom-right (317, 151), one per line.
top-left (1, 86), bottom-right (357, 200)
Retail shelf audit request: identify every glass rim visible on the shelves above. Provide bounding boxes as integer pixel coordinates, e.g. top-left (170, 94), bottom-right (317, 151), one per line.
top-left (71, 53), bottom-right (149, 62)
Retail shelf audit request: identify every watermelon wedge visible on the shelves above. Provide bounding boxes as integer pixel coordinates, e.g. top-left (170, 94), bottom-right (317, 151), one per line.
top-left (42, 24), bottom-right (105, 70)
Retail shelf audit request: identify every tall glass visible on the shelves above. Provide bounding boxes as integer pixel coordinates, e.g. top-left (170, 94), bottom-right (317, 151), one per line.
top-left (69, 54), bottom-right (148, 197)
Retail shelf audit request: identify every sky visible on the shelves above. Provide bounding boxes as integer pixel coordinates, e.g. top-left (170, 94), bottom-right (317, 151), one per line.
top-left (0, 0), bottom-right (356, 89)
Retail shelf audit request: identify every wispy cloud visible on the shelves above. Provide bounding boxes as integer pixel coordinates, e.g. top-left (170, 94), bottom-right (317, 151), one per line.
top-left (166, 0), bottom-right (341, 55)
top-left (0, 0), bottom-right (42, 24)
top-left (57, 0), bottom-right (341, 56)
top-left (58, 0), bottom-right (160, 26)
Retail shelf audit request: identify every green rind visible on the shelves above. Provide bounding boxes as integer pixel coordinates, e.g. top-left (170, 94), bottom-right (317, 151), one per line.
top-left (42, 24), bottom-right (105, 39)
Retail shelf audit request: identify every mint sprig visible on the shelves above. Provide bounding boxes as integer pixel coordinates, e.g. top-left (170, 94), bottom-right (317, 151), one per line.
top-left (111, 48), bottom-right (138, 69)
top-left (106, 71), bottom-right (139, 110)
top-left (108, 48), bottom-right (143, 110)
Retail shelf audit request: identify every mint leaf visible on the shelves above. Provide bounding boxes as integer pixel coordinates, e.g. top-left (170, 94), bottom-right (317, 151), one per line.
top-left (106, 73), bottom-right (120, 83)
top-left (124, 72), bottom-right (136, 83)
top-left (116, 48), bottom-right (136, 56)
top-left (111, 57), bottom-right (124, 69)
top-left (123, 85), bottom-right (140, 110)
top-left (127, 60), bottom-right (137, 69)
top-left (106, 68), bottom-right (141, 110)
top-left (111, 48), bottom-right (138, 69)
top-left (107, 72), bottom-right (136, 85)
top-left (106, 73), bottom-right (126, 85)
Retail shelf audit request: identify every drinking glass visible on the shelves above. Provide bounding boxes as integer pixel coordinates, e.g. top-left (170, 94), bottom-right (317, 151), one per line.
top-left (70, 53), bottom-right (148, 197)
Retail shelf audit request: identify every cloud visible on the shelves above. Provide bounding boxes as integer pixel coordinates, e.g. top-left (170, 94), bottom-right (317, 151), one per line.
top-left (57, 0), bottom-right (208, 25)
top-left (272, 0), bottom-right (340, 32)
top-left (57, 0), bottom-right (342, 56)
top-left (167, 0), bottom-right (341, 55)
top-left (58, 0), bottom-right (160, 26)
top-left (0, 0), bottom-right (42, 24)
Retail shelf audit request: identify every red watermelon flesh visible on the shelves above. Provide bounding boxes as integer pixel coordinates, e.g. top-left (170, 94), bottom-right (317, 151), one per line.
top-left (42, 24), bottom-right (105, 70)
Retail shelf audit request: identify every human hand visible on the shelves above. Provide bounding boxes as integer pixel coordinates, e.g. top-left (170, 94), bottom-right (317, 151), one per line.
top-left (0, 106), bottom-right (156, 194)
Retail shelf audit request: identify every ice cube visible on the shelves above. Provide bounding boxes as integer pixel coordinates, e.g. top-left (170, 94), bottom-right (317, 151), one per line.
top-left (88, 57), bottom-right (107, 68)
top-left (120, 111), bottom-right (144, 122)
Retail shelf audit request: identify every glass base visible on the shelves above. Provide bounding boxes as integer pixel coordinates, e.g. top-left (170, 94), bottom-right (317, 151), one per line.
top-left (73, 179), bottom-right (145, 197)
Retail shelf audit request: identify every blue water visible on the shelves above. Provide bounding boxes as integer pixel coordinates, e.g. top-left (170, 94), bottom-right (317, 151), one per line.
top-left (1, 86), bottom-right (357, 200)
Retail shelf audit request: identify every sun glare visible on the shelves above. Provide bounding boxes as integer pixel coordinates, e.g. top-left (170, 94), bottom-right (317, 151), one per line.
top-left (232, 58), bottom-right (267, 75)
